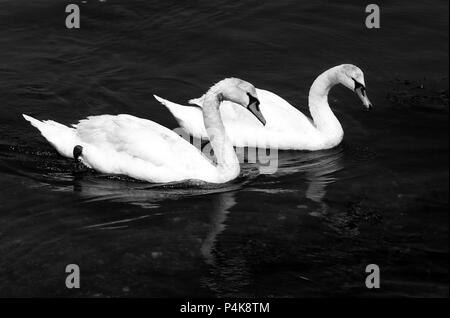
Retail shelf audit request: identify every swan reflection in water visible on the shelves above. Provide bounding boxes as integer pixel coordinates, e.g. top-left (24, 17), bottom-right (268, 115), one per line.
top-left (247, 145), bottom-right (344, 217)
top-left (302, 147), bottom-right (344, 217)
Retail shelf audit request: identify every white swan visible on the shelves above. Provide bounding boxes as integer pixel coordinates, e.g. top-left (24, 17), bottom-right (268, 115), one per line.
top-left (154, 64), bottom-right (372, 151)
top-left (22, 78), bottom-right (266, 184)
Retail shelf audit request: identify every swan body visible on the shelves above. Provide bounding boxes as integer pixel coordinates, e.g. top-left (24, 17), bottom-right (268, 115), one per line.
top-left (23, 78), bottom-right (265, 184)
top-left (155, 64), bottom-right (372, 151)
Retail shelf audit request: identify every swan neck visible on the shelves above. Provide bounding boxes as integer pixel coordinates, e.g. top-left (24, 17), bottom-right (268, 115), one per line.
top-left (308, 68), bottom-right (343, 145)
top-left (203, 92), bottom-right (239, 180)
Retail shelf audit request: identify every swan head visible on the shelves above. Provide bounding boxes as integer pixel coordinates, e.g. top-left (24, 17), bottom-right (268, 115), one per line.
top-left (337, 64), bottom-right (373, 111)
top-left (212, 78), bottom-right (266, 125)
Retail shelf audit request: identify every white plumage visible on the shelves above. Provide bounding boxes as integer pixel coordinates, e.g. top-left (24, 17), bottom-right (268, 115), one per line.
top-left (155, 64), bottom-right (372, 150)
top-left (23, 78), bottom-right (266, 184)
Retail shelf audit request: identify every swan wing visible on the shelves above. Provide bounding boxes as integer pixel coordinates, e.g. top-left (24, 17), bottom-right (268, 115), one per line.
top-left (75, 114), bottom-right (215, 182)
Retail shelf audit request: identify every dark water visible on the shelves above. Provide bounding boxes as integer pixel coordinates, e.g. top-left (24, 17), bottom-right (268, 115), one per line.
top-left (0, 0), bottom-right (448, 297)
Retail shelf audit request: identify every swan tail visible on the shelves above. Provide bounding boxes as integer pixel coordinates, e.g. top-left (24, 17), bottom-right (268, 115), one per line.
top-left (153, 94), bottom-right (187, 115)
top-left (153, 95), bottom-right (207, 139)
top-left (22, 114), bottom-right (79, 158)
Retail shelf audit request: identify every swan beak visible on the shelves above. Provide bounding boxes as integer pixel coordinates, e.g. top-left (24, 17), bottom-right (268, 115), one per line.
top-left (355, 86), bottom-right (373, 111)
top-left (247, 96), bottom-right (266, 126)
